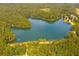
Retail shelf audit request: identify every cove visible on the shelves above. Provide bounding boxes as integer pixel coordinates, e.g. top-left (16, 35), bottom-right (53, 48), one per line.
top-left (11, 18), bottom-right (71, 42)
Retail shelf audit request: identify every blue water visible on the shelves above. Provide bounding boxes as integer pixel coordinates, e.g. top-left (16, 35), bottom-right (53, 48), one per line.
top-left (11, 18), bottom-right (71, 42)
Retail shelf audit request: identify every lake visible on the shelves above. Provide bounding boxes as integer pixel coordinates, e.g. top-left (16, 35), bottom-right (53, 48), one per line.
top-left (11, 18), bottom-right (71, 42)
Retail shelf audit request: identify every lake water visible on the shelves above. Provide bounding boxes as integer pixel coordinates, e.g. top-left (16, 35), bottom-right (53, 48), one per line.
top-left (11, 18), bottom-right (71, 42)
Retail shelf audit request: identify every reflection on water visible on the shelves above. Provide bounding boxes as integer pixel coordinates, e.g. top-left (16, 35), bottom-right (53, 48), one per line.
top-left (12, 18), bottom-right (71, 42)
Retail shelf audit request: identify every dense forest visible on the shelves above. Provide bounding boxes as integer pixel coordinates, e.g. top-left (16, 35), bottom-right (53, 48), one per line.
top-left (0, 3), bottom-right (79, 56)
